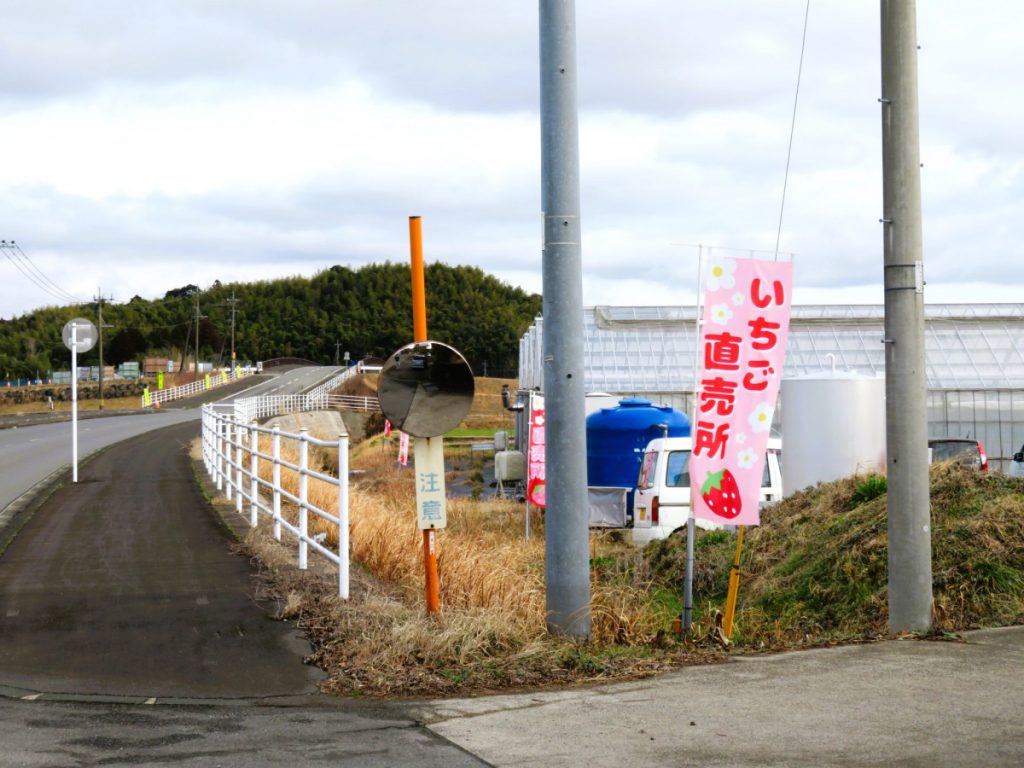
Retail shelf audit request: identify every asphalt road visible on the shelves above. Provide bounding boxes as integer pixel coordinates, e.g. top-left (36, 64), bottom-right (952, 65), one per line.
top-left (0, 420), bottom-right (322, 699)
top-left (0, 366), bottom-right (342, 513)
top-left (0, 410), bottom-right (198, 513)
top-left (0, 366), bottom-right (490, 767)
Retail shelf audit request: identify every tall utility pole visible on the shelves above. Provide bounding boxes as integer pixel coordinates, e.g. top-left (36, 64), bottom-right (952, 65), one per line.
top-left (880, 0), bottom-right (932, 633)
top-left (94, 290), bottom-right (114, 411)
top-left (227, 291), bottom-right (239, 363)
top-left (539, 0), bottom-right (590, 639)
top-left (193, 290), bottom-right (205, 376)
top-left (335, 340), bottom-right (342, 367)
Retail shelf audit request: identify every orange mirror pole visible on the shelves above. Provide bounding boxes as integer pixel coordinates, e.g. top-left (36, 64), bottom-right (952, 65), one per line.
top-left (409, 216), bottom-right (440, 615)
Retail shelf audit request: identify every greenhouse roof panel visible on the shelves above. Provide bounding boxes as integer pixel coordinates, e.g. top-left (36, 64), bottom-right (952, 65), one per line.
top-left (519, 304), bottom-right (1024, 391)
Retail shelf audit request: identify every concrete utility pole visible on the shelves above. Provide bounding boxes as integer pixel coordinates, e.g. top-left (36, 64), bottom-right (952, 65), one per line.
top-left (880, 0), bottom-right (932, 633)
top-left (539, 0), bottom-right (591, 639)
top-left (228, 291), bottom-right (238, 363)
top-left (94, 290), bottom-right (113, 411)
top-left (194, 291), bottom-right (205, 376)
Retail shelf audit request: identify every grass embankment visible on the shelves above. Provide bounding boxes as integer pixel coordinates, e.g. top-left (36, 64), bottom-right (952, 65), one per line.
top-left (234, 376), bottom-right (1024, 696)
top-left (646, 466), bottom-right (1024, 646)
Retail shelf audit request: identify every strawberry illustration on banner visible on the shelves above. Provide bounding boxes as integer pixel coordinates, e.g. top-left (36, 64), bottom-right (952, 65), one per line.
top-left (700, 468), bottom-right (742, 519)
top-left (690, 256), bottom-right (793, 526)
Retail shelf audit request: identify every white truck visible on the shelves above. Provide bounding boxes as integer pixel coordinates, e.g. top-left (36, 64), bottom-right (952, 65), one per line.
top-left (627, 437), bottom-right (783, 546)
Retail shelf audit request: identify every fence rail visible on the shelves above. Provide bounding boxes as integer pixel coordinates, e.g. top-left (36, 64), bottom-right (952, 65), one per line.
top-left (229, 368), bottom-right (379, 422)
top-left (201, 404), bottom-right (350, 598)
top-left (142, 368), bottom-right (250, 408)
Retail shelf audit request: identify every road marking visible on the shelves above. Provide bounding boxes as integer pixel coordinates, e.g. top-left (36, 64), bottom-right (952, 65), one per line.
top-left (196, 596), bottom-right (209, 605)
top-left (6, 609), bottom-right (19, 617)
top-left (21, 693), bottom-right (44, 701)
top-left (144, 697), bottom-right (157, 705)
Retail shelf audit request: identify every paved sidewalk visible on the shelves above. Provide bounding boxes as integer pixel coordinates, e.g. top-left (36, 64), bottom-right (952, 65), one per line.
top-left (417, 625), bottom-right (1024, 767)
top-left (0, 420), bottom-right (321, 699)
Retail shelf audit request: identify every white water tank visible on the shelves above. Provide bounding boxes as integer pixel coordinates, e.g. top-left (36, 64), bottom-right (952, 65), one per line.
top-left (781, 370), bottom-right (886, 495)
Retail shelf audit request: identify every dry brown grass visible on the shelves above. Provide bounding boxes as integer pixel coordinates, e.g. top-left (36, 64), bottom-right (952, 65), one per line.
top-left (219, 428), bottom-right (698, 695)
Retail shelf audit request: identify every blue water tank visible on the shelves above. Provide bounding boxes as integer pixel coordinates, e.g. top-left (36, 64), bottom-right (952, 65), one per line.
top-left (586, 398), bottom-right (691, 490)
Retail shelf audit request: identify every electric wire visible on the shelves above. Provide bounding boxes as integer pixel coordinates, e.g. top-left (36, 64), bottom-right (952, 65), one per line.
top-left (14, 242), bottom-right (83, 303)
top-left (2, 244), bottom-right (71, 304)
top-left (0, 241), bottom-right (84, 304)
top-left (773, 0), bottom-right (812, 262)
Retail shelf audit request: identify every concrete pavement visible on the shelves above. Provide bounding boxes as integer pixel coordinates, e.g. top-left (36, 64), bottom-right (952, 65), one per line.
top-left (416, 625), bottom-right (1024, 767)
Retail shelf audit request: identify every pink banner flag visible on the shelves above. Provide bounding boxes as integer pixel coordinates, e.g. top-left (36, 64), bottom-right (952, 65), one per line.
top-left (398, 430), bottom-right (409, 467)
top-left (526, 395), bottom-right (546, 508)
top-left (690, 256), bottom-right (793, 526)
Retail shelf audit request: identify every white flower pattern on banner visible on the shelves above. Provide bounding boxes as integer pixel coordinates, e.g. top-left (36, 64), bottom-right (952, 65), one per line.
top-left (710, 302), bottom-right (734, 325)
top-left (706, 257), bottom-right (737, 291)
top-left (749, 402), bottom-right (774, 433)
top-left (737, 447), bottom-right (759, 469)
top-left (732, 292), bottom-right (745, 306)
top-left (735, 432), bottom-right (748, 444)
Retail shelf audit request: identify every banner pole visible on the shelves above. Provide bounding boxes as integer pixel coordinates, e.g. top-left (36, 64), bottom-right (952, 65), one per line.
top-left (680, 246), bottom-right (705, 633)
top-left (723, 525), bottom-right (745, 638)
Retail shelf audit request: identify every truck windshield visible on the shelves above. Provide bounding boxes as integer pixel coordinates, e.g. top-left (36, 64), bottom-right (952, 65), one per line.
top-left (666, 450), bottom-right (691, 487)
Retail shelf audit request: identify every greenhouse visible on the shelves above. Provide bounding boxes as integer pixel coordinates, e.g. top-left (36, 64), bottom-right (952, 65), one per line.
top-left (518, 303), bottom-right (1024, 470)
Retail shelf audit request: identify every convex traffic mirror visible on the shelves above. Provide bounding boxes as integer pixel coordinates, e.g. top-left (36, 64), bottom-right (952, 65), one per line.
top-left (378, 341), bottom-right (475, 438)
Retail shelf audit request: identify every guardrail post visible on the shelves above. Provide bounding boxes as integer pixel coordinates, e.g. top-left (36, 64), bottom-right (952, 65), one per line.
top-left (272, 426), bottom-right (282, 541)
top-left (205, 409), bottom-right (213, 474)
top-left (214, 415), bottom-right (222, 491)
top-left (250, 421), bottom-right (259, 528)
top-left (298, 428), bottom-right (309, 570)
top-left (338, 433), bottom-right (350, 599)
top-left (235, 420), bottom-right (244, 514)
top-left (201, 408), bottom-right (209, 472)
top-left (221, 419), bottom-right (231, 499)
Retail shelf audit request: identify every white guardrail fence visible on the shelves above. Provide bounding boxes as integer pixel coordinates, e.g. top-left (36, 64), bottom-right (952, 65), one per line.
top-left (142, 366), bottom-right (251, 408)
top-left (202, 404), bottom-right (352, 598)
top-left (199, 367), bottom-right (379, 598)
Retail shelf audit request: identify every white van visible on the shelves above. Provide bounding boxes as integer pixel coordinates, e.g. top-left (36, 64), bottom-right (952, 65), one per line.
top-left (1009, 444), bottom-right (1024, 478)
top-left (631, 437), bottom-right (783, 546)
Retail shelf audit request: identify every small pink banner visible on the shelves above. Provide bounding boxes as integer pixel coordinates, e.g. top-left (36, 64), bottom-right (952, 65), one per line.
top-left (398, 430), bottom-right (409, 466)
top-left (690, 256), bottom-right (793, 526)
top-left (527, 395), bottom-right (546, 508)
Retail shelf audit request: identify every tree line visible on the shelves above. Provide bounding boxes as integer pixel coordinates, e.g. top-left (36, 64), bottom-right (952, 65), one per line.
top-left (0, 262), bottom-right (541, 379)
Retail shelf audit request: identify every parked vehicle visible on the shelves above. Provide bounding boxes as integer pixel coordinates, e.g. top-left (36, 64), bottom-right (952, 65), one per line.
top-left (928, 438), bottom-right (988, 471)
top-left (629, 437), bottom-right (783, 546)
top-left (1009, 444), bottom-right (1024, 478)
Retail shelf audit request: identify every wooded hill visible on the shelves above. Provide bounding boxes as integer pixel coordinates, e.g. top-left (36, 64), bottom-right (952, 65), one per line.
top-left (0, 263), bottom-right (541, 379)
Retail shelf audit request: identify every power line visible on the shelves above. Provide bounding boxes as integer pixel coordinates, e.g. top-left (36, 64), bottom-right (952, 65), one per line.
top-left (0, 240), bottom-right (83, 304)
top-left (773, 0), bottom-right (812, 261)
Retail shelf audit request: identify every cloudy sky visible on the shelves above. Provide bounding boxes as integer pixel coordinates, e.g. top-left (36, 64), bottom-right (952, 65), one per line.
top-left (1, 1), bottom-right (1021, 319)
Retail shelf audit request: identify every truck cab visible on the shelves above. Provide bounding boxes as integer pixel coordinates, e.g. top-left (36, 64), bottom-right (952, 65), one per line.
top-left (631, 437), bottom-right (783, 546)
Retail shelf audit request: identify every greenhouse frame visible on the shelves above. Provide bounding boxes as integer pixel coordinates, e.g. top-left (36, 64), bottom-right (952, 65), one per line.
top-left (518, 303), bottom-right (1024, 471)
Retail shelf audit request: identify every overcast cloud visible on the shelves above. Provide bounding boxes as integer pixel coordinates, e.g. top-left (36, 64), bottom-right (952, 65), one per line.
top-left (2, 1), bottom-right (1022, 319)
